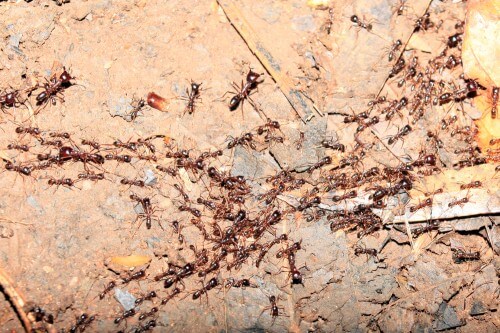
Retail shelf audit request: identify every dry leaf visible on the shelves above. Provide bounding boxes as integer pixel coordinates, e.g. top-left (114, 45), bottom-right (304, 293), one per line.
top-left (462, 0), bottom-right (500, 88)
top-left (110, 254), bottom-right (151, 267)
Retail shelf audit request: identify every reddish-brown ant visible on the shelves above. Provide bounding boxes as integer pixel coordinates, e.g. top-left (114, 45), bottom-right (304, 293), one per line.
top-left (138, 307), bottom-right (158, 321)
top-left (68, 313), bottom-right (95, 333)
top-left (260, 295), bottom-right (285, 325)
top-left (78, 172), bottom-right (105, 182)
top-left (114, 309), bottom-right (136, 325)
top-left (122, 269), bottom-right (146, 284)
top-left (448, 195), bottom-right (470, 208)
top-left (15, 126), bottom-right (41, 137)
top-left (409, 198), bottom-right (433, 213)
top-left (411, 221), bottom-right (439, 238)
top-left (130, 194), bottom-right (161, 230)
top-left (81, 139), bottom-right (101, 150)
top-left (460, 180), bottom-right (482, 190)
top-left (5, 162), bottom-right (32, 176)
top-left (183, 81), bottom-right (202, 115)
top-left (98, 281), bottom-right (116, 299)
top-left (490, 87), bottom-right (498, 119)
top-left (227, 133), bottom-right (256, 150)
top-left (331, 190), bottom-right (357, 202)
top-left (387, 124), bottom-right (411, 145)
top-left (388, 39), bottom-right (402, 62)
top-left (452, 248), bottom-right (480, 264)
top-left (7, 143), bottom-right (30, 152)
top-left (120, 178), bottom-right (145, 188)
top-left (105, 152), bottom-right (132, 163)
top-left (354, 245), bottom-right (377, 257)
top-left (47, 177), bottom-right (76, 189)
top-left (228, 69), bottom-right (262, 113)
top-left (35, 67), bottom-right (74, 108)
top-left (161, 287), bottom-right (181, 305)
top-left (350, 15), bottom-right (374, 32)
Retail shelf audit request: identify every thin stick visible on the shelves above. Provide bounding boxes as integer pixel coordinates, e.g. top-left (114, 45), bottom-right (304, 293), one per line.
top-left (0, 266), bottom-right (32, 332)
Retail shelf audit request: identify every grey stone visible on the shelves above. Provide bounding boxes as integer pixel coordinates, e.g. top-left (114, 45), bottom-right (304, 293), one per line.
top-left (144, 169), bottom-right (157, 186)
top-left (114, 288), bottom-right (136, 311)
top-left (434, 302), bottom-right (464, 331)
top-left (291, 15), bottom-right (316, 32)
top-left (470, 301), bottom-right (486, 316)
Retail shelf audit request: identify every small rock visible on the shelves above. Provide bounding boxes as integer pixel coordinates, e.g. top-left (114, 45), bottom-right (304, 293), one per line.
top-left (470, 301), bottom-right (486, 316)
top-left (114, 288), bottom-right (136, 311)
top-left (291, 15), bottom-right (316, 32)
top-left (144, 169), bottom-right (157, 186)
top-left (434, 302), bottom-right (464, 331)
top-left (26, 195), bottom-right (44, 214)
top-left (9, 33), bottom-right (22, 48)
top-left (133, 203), bottom-right (144, 215)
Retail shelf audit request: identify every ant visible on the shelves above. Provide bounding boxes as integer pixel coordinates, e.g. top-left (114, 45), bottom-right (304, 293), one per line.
top-left (321, 139), bottom-right (345, 152)
top-left (174, 183), bottom-right (190, 202)
top-left (324, 7), bottom-right (334, 34)
top-left (130, 194), bottom-right (161, 230)
top-left (350, 15), bottom-right (373, 32)
top-left (331, 190), bottom-right (357, 202)
top-left (105, 152), bottom-right (132, 163)
top-left (424, 188), bottom-right (443, 197)
top-left (0, 90), bottom-right (20, 111)
top-left (78, 172), bottom-right (105, 182)
top-left (354, 245), bottom-right (378, 257)
top-left (7, 143), bottom-right (30, 152)
top-left (183, 81), bottom-right (202, 115)
top-left (460, 180), bottom-right (482, 190)
top-left (127, 97), bottom-right (146, 121)
top-left (120, 178), bottom-right (145, 188)
top-left (411, 221), bottom-right (439, 238)
top-left (228, 69), bottom-right (263, 113)
top-left (389, 58), bottom-right (405, 78)
top-left (306, 156), bottom-right (331, 173)
top-left (47, 177), bottom-right (76, 189)
top-left (409, 198), bottom-right (433, 213)
top-left (161, 287), bottom-right (181, 305)
top-left (171, 220), bottom-right (184, 244)
top-left (490, 87), bottom-right (498, 119)
top-left (448, 195), bottom-right (471, 208)
top-left (138, 307), bottom-right (158, 321)
top-left (122, 269), bottom-right (146, 284)
top-left (387, 125), bottom-right (411, 145)
top-left (5, 162), bottom-right (32, 176)
top-left (15, 126), bottom-right (41, 137)
top-left (392, 0), bottom-right (407, 16)
top-left (224, 278), bottom-right (256, 290)
top-left (81, 139), bottom-right (101, 150)
top-left (192, 277), bottom-right (218, 301)
top-left (114, 309), bottom-right (136, 325)
top-left (388, 39), bottom-right (402, 62)
top-left (35, 67), bottom-right (74, 107)
top-left (99, 281), bottom-right (116, 299)
top-left (68, 313), bottom-right (95, 333)
top-left (452, 248), bottom-right (480, 264)
top-left (260, 295), bottom-right (285, 325)
top-left (414, 12), bottom-right (434, 32)
top-left (227, 132), bottom-right (256, 150)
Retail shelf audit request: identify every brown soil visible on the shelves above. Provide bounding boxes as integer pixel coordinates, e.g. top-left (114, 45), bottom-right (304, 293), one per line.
top-left (0, 0), bottom-right (498, 332)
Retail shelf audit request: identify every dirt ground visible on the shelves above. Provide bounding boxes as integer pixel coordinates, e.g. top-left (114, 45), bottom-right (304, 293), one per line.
top-left (0, 0), bottom-right (498, 332)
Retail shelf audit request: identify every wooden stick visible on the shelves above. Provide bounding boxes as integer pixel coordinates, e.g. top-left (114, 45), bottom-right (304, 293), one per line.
top-left (216, 0), bottom-right (318, 122)
top-left (0, 266), bottom-right (32, 332)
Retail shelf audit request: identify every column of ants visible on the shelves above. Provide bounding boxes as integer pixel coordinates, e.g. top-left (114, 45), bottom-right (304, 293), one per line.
top-left (1, 9), bottom-right (497, 333)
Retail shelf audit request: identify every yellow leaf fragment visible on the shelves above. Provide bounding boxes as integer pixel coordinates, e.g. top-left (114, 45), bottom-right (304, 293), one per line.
top-left (462, 0), bottom-right (500, 87)
top-left (110, 254), bottom-right (151, 267)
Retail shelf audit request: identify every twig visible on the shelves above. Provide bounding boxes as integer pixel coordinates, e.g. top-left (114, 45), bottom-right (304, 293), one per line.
top-left (0, 266), bottom-right (32, 332)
